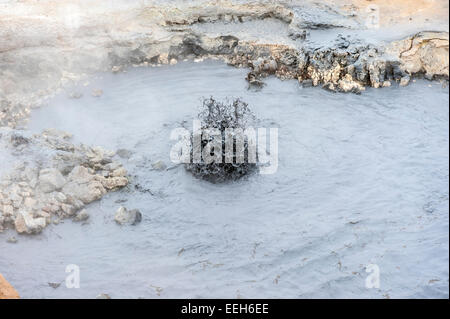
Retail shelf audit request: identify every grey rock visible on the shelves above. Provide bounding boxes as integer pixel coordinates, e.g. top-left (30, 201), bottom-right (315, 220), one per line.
top-left (48, 282), bottom-right (61, 289)
top-left (10, 134), bottom-right (30, 147)
top-left (38, 168), bottom-right (66, 193)
top-left (114, 206), bottom-right (142, 225)
top-left (301, 79), bottom-right (313, 88)
top-left (400, 75), bottom-right (411, 87)
top-left (73, 209), bottom-right (89, 222)
top-left (116, 148), bottom-right (133, 159)
top-left (6, 236), bottom-right (17, 244)
top-left (151, 160), bottom-right (167, 171)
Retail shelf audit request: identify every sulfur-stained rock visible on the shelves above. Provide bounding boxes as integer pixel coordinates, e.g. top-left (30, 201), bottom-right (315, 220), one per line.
top-left (0, 274), bottom-right (20, 299)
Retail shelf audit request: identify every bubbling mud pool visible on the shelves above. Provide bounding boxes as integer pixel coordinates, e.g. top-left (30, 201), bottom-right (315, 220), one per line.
top-left (0, 60), bottom-right (448, 298)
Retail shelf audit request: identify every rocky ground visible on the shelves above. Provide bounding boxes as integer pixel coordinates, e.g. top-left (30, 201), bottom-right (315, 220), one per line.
top-left (0, 0), bottom-right (448, 235)
top-left (0, 128), bottom-right (128, 234)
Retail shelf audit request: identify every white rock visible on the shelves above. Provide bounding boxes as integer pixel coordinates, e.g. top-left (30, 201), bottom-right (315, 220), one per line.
top-left (39, 168), bottom-right (66, 193)
top-left (55, 192), bottom-right (67, 203)
top-left (14, 211), bottom-right (46, 234)
top-left (112, 167), bottom-right (127, 177)
top-left (42, 128), bottom-right (73, 140)
top-left (23, 197), bottom-right (36, 209)
top-left (68, 166), bottom-right (94, 183)
top-left (2, 205), bottom-right (14, 217)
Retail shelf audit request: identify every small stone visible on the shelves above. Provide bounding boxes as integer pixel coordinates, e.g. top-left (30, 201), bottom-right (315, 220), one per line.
top-left (301, 79), bottom-right (313, 88)
top-left (2, 205), bottom-right (14, 217)
top-left (151, 160), bottom-right (167, 171)
top-left (61, 204), bottom-right (76, 216)
top-left (96, 293), bottom-right (111, 299)
top-left (112, 167), bottom-right (127, 177)
top-left (68, 92), bottom-right (83, 99)
top-left (91, 89), bottom-right (103, 97)
top-left (38, 169), bottom-right (66, 193)
top-left (37, 211), bottom-right (51, 219)
top-left (116, 149), bottom-right (133, 159)
top-left (159, 53), bottom-right (169, 64)
top-left (55, 192), bottom-right (67, 203)
top-left (111, 65), bottom-right (122, 73)
top-left (73, 209), bottom-right (89, 222)
top-left (382, 80), bottom-right (391, 87)
top-left (23, 197), bottom-right (36, 209)
top-left (6, 237), bottom-right (17, 244)
top-left (102, 177), bottom-right (128, 190)
top-left (10, 134), bottom-right (30, 147)
top-left (42, 128), bottom-right (73, 140)
top-left (14, 211), bottom-right (46, 234)
top-left (264, 59), bottom-right (278, 73)
top-left (114, 207), bottom-right (142, 225)
top-left (400, 75), bottom-right (411, 87)
top-left (48, 282), bottom-right (61, 289)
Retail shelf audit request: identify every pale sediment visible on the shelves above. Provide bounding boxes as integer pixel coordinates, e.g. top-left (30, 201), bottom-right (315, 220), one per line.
top-left (0, 0), bottom-right (448, 234)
